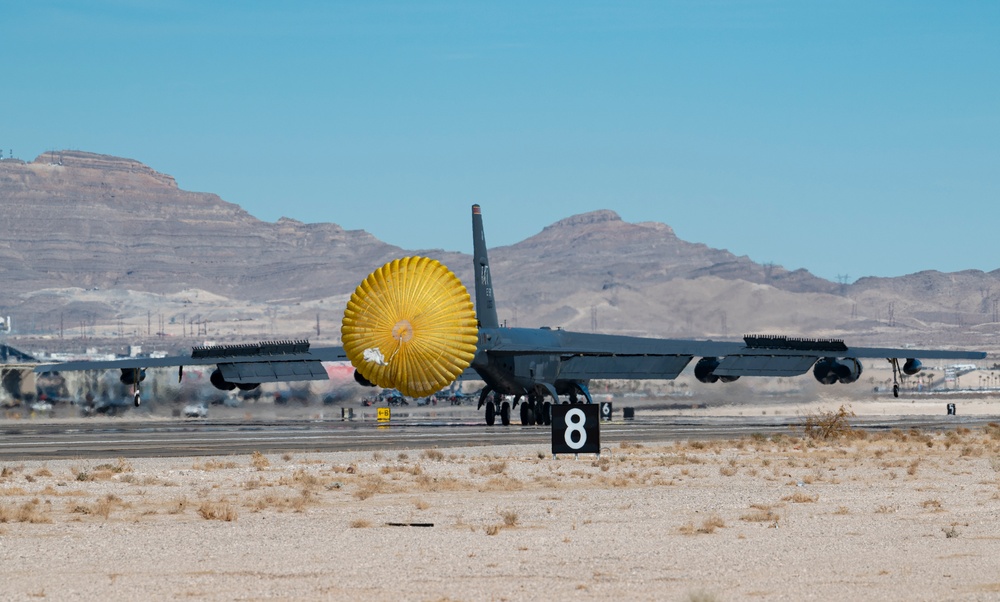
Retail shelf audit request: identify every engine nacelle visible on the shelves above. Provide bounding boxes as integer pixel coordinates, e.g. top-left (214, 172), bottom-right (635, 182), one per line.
top-left (210, 368), bottom-right (236, 391)
top-left (694, 357), bottom-right (741, 383)
top-left (354, 369), bottom-right (375, 387)
top-left (119, 368), bottom-right (146, 385)
top-left (695, 357), bottom-right (720, 383)
top-left (813, 357), bottom-right (863, 385)
top-left (902, 358), bottom-right (922, 376)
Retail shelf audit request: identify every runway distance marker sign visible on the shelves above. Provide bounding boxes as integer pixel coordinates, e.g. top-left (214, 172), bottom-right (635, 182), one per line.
top-left (552, 403), bottom-right (600, 456)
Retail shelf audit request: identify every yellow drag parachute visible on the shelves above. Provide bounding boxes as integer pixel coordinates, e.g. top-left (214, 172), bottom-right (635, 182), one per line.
top-left (341, 256), bottom-right (479, 397)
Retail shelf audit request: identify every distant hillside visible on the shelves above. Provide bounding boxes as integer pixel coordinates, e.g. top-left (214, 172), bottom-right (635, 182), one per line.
top-left (0, 151), bottom-right (996, 352)
top-left (0, 151), bottom-right (403, 324)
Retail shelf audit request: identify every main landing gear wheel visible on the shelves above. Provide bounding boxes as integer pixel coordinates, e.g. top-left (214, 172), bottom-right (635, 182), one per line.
top-left (532, 400), bottom-right (543, 426)
top-left (133, 392), bottom-right (141, 407)
top-left (540, 401), bottom-right (552, 426)
top-left (522, 402), bottom-right (535, 426)
top-left (892, 384), bottom-right (899, 398)
top-left (485, 400), bottom-right (496, 426)
top-left (500, 401), bottom-right (511, 426)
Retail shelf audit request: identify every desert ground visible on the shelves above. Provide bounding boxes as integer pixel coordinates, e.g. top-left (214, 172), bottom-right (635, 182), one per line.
top-left (2, 399), bottom-right (1000, 602)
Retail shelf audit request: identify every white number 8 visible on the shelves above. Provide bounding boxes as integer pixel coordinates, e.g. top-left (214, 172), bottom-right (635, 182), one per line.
top-left (564, 408), bottom-right (587, 450)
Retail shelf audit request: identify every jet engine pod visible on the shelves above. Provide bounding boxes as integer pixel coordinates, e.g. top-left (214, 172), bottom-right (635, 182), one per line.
top-left (119, 368), bottom-right (146, 385)
top-left (694, 357), bottom-right (721, 383)
top-left (210, 368), bottom-right (237, 391)
top-left (353, 369), bottom-right (374, 387)
top-left (903, 358), bottom-right (923, 375)
top-left (813, 357), bottom-right (863, 384)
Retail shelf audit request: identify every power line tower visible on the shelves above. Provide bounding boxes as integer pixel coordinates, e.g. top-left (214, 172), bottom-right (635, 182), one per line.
top-left (836, 274), bottom-right (850, 296)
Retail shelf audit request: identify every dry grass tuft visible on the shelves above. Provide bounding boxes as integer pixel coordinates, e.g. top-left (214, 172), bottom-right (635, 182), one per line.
top-left (354, 475), bottom-right (395, 500)
top-left (741, 504), bottom-right (779, 524)
top-left (699, 514), bottom-right (726, 533)
top-left (470, 461), bottom-right (508, 476)
top-left (93, 494), bottom-right (124, 519)
top-left (349, 518), bottom-right (372, 528)
top-left (482, 476), bottom-right (524, 492)
top-left (422, 449), bottom-right (445, 461)
top-left (195, 459), bottom-right (238, 471)
top-left (782, 491), bottom-right (818, 503)
top-left (198, 500), bottom-right (238, 521)
top-left (2, 499), bottom-right (53, 524)
top-left (921, 499), bottom-right (944, 512)
top-left (280, 470), bottom-right (322, 488)
top-left (500, 509), bottom-right (519, 527)
top-left (250, 451), bottom-right (271, 471)
top-left (413, 474), bottom-right (468, 493)
top-left (485, 523), bottom-right (503, 536)
top-left (679, 514), bottom-right (726, 535)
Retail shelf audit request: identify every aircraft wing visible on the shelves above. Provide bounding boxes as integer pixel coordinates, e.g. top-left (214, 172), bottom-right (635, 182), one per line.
top-left (483, 330), bottom-right (987, 379)
top-left (34, 341), bottom-right (348, 385)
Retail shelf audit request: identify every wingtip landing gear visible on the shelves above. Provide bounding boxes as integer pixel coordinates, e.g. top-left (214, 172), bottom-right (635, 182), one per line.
top-left (888, 359), bottom-right (902, 398)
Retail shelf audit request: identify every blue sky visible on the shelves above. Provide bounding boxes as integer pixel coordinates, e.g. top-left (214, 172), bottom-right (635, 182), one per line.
top-left (2, 1), bottom-right (997, 282)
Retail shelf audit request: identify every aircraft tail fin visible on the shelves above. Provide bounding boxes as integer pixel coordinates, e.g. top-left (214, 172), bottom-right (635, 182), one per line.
top-left (471, 204), bottom-right (500, 329)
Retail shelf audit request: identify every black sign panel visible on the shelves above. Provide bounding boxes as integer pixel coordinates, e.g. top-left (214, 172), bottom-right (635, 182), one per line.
top-left (599, 401), bottom-right (613, 422)
top-left (552, 403), bottom-right (600, 455)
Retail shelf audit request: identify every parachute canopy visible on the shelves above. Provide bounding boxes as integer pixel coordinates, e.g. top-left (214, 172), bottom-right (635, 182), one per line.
top-left (341, 256), bottom-right (479, 397)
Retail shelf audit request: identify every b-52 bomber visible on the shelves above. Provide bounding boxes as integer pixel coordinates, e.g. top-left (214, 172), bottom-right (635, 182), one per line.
top-left (37, 204), bottom-right (987, 426)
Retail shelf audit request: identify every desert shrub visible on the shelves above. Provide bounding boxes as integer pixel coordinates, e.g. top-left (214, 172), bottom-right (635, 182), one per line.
top-left (198, 500), bottom-right (237, 521)
top-left (803, 405), bottom-right (856, 440)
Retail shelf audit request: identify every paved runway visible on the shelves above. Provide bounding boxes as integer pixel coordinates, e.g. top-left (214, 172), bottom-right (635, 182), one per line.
top-left (0, 412), bottom-right (996, 461)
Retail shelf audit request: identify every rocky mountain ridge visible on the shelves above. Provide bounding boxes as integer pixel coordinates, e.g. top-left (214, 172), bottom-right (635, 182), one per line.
top-left (0, 151), bottom-right (996, 352)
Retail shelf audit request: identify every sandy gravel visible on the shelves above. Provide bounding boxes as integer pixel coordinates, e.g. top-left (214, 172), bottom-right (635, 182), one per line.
top-left (2, 416), bottom-right (1000, 601)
